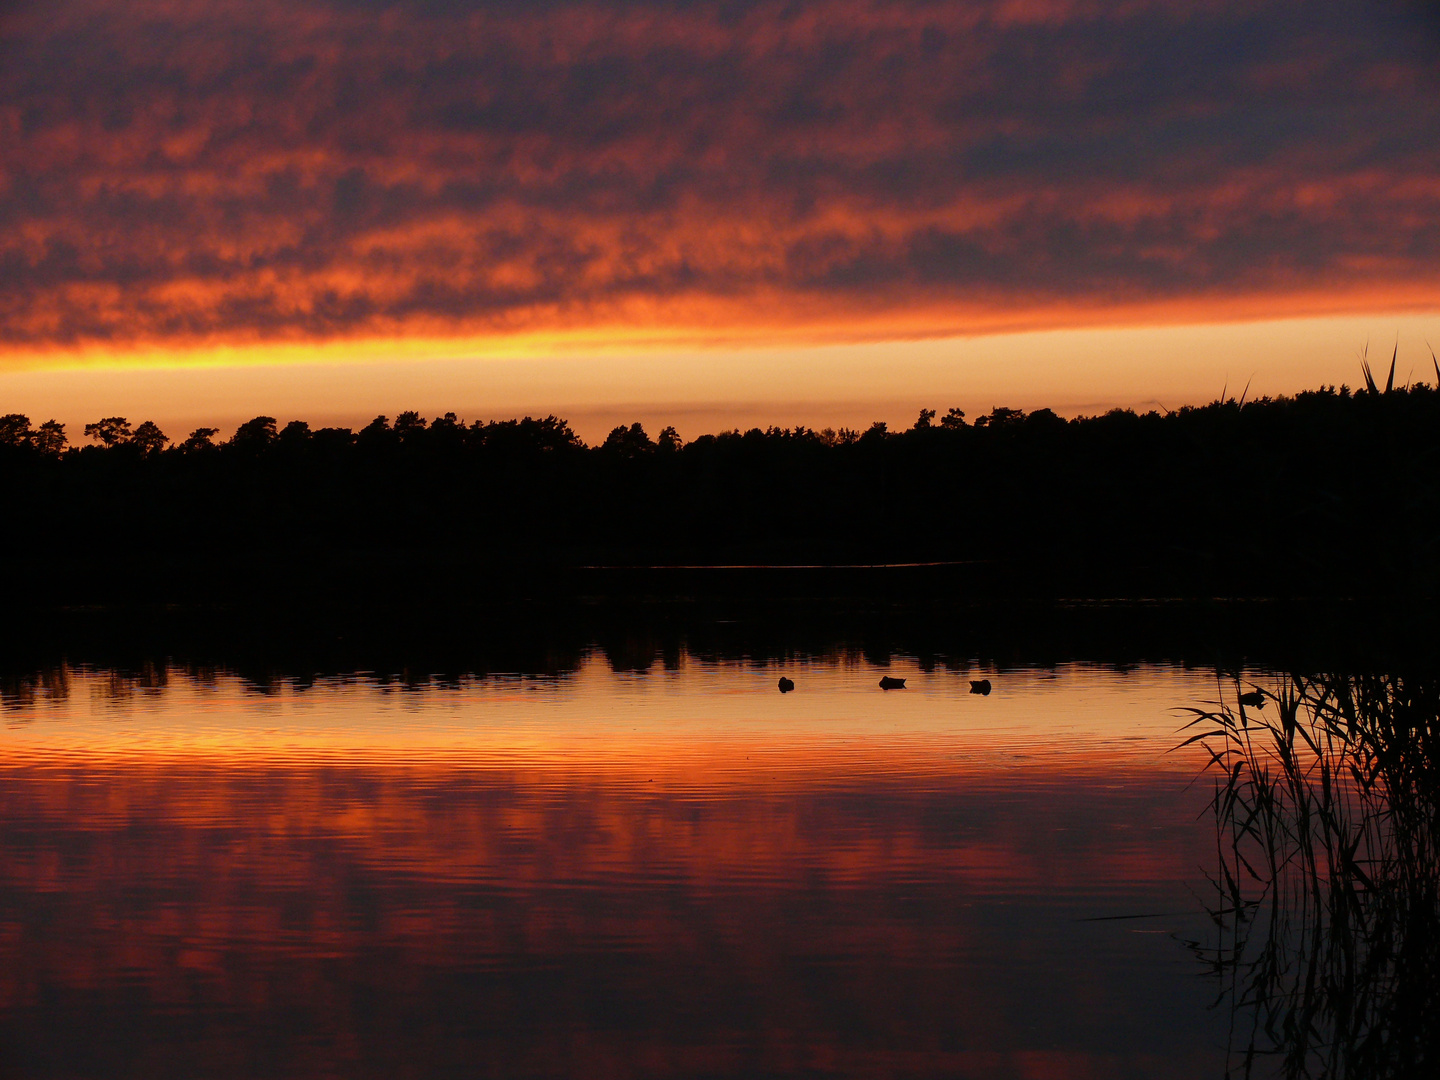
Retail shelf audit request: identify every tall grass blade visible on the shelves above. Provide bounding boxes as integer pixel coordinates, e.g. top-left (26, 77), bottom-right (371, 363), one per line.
top-left (1180, 672), bottom-right (1440, 1079)
top-left (1360, 341), bottom-right (1378, 394)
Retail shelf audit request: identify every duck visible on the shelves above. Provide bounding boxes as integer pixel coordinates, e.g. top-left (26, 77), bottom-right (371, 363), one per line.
top-left (970, 679), bottom-right (992, 696)
top-left (1238, 689), bottom-right (1266, 709)
top-left (778, 676), bottom-right (795, 693)
top-left (878, 676), bottom-right (906, 690)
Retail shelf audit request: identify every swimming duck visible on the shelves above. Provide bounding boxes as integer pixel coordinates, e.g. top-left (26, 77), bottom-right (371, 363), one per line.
top-left (778, 677), bottom-right (795, 693)
top-left (878, 676), bottom-right (906, 690)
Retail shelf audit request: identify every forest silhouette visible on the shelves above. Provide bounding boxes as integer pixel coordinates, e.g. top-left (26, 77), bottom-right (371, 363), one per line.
top-left (2, 378), bottom-right (1438, 605)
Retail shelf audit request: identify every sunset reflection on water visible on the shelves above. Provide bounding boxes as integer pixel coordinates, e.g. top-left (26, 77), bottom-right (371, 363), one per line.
top-left (0, 654), bottom-right (1230, 1079)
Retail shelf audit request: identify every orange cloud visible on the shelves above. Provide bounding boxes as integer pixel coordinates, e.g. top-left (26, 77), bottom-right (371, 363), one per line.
top-left (2, 0), bottom-right (1438, 361)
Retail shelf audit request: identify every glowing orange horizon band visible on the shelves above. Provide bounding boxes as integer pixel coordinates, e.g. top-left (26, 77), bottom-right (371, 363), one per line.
top-left (4, 282), bottom-right (1439, 375)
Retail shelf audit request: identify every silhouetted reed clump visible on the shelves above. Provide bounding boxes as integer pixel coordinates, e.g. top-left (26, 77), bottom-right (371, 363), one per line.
top-left (2, 378), bottom-right (1439, 602)
top-left (1183, 673), bottom-right (1440, 1078)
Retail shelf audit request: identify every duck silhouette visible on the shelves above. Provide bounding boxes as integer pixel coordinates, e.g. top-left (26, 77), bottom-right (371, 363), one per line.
top-left (778, 677), bottom-right (795, 693)
top-left (878, 676), bottom-right (906, 690)
top-left (970, 679), bottom-right (992, 695)
top-left (1238, 689), bottom-right (1266, 708)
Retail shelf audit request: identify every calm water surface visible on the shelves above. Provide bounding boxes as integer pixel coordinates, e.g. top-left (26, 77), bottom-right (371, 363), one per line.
top-left (1, 650), bottom-right (1236, 1078)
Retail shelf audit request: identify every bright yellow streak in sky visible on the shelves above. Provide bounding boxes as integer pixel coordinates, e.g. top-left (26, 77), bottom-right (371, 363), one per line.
top-left (2, 312), bottom-right (1437, 443)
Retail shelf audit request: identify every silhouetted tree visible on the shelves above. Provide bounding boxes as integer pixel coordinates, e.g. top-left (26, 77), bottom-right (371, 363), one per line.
top-left (528, 415), bottom-right (582, 451)
top-left (912, 408), bottom-right (935, 430)
top-left (358, 415), bottom-right (393, 448)
top-left (394, 411), bottom-right (426, 441)
top-left (131, 420), bottom-right (168, 455)
top-left (312, 427), bottom-right (356, 451)
top-left (428, 412), bottom-right (464, 449)
top-left (231, 416), bottom-right (277, 447)
top-left (35, 420), bottom-right (66, 455)
top-left (0, 414), bottom-right (34, 447)
top-left (602, 422), bottom-right (654, 458)
top-left (84, 417), bottom-right (131, 446)
top-left (182, 427), bottom-right (220, 451)
top-left (2, 378), bottom-right (1437, 603)
top-left (974, 407), bottom-right (1025, 429)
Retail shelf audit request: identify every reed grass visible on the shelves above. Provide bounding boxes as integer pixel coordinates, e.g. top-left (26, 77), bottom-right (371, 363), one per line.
top-left (1180, 673), bottom-right (1440, 1078)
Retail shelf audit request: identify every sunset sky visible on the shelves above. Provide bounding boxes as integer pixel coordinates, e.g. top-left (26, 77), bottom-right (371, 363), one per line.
top-left (3, 0), bottom-right (1438, 439)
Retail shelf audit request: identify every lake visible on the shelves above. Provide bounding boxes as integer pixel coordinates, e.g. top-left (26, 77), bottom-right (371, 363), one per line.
top-left (0, 638), bottom-right (1252, 1078)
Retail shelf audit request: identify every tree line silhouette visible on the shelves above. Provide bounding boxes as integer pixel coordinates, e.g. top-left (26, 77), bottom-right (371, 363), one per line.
top-left (2, 380), bottom-right (1438, 603)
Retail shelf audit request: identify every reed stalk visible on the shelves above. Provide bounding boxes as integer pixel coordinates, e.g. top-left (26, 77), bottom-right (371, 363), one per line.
top-left (1180, 673), bottom-right (1439, 1078)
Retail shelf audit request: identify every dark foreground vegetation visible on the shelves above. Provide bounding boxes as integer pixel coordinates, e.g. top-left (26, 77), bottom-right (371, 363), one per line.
top-left (3, 376), bottom-right (1439, 604)
top-left (1187, 673), bottom-right (1440, 1078)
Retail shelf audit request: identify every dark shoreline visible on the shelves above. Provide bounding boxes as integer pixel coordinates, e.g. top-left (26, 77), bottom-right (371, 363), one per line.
top-left (5, 384), bottom-right (1440, 609)
top-left (4, 592), bottom-right (1436, 691)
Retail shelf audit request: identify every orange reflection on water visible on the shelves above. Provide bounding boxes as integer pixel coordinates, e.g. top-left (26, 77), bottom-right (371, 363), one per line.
top-left (1, 655), bottom-right (1208, 764)
top-left (0, 660), bottom-right (1228, 1078)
